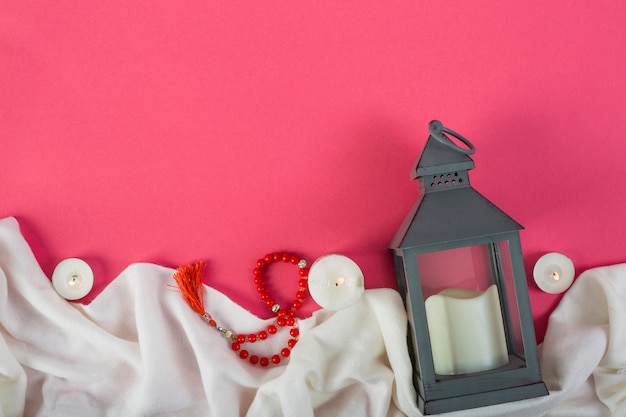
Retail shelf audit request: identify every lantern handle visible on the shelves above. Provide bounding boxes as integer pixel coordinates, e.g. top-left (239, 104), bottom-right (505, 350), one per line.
top-left (428, 120), bottom-right (476, 155)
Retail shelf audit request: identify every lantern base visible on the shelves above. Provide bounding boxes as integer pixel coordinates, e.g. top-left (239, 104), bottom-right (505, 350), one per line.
top-left (419, 381), bottom-right (548, 415)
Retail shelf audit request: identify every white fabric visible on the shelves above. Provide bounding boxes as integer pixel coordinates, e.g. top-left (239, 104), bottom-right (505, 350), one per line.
top-left (0, 215), bottom-right (625, 416)
top-left (0, 217), bottom-right (417, 417)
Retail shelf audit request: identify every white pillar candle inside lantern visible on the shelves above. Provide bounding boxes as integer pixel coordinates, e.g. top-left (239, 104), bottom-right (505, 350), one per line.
top-left (425, 284), bottom-right (509, 375)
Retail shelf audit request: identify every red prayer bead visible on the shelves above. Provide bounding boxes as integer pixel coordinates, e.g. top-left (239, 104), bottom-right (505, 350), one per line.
top-left (254, 252), bottom-right (310, 318)
top-left (190, 253), bottom-right (310, 367)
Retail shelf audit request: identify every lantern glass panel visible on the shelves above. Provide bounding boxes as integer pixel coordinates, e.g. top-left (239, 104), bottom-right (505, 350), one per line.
top-left (496, 240), bottom-right (525, 359)
top-left (416, 245), bottom-right (493, 299)
top-left (415, 242), bottom-right (526, 376)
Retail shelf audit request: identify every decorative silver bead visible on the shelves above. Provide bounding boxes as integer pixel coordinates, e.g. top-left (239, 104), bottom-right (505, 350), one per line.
top-left (298, 259), bottom-right (307, 268)
top-left (271, 304), bottom-right (280, 313)
top-left (216, 326), bottom-right (233, 339)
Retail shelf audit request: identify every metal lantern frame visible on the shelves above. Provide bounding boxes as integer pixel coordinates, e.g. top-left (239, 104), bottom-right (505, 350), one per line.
top-left (389, 121), bottom-right (548, 414)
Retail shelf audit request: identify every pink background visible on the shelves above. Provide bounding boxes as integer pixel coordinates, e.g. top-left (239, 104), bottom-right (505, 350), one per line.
top-left (2, 1), bottom-right (626, 342)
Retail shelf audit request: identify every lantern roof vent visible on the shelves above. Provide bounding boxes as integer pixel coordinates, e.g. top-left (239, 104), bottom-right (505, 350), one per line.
top-left (412, 120), bottom-right (475, 179)
top-left (390, 120), bottom-right (523, 250)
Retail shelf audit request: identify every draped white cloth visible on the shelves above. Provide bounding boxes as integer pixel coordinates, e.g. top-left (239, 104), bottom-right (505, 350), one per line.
top-left (0, 216), bottom-right (625, 416)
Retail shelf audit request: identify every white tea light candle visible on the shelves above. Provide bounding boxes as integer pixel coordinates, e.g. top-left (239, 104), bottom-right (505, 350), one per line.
top-left (533, 252), bottom-right (574, 294)
top-left (308, 254), bottom-right (364, 311)
top-left (52, 258), bottom-right (94, 300)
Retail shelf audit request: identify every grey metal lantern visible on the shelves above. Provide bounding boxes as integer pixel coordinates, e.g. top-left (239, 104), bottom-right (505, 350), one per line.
top-left (389, 120), bottom-right (548, 414)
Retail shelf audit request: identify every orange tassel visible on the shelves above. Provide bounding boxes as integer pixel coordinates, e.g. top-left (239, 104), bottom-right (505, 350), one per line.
top-left (172, 261), bottom-right (206, 315)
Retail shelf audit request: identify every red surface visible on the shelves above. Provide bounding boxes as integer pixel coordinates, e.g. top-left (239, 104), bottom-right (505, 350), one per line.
top-left (2, 1), bottom-right (626, 342)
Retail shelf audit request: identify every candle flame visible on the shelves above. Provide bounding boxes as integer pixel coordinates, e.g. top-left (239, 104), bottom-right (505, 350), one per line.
top-left (552, 271), bottom-right (560, 281)
top-left (68, 272), bottom-right (82, 288)
top-left (335, 276), bottom-right (345, 287)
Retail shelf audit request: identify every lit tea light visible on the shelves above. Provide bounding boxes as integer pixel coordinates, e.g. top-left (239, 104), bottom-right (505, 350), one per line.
top-left (308, 254), bottom-right (365, 311)
top-left (533, 252), bottom-right (575, 294)
top-left (52, 258), bottom-right (94, 300)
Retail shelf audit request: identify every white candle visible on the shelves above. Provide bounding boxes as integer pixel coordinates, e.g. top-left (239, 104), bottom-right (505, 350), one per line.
top-left (52, 258), bottom-right (94, 300)
top-left (533, 252), bottom-right (575, 294)
top-left (308, 254), bottom-right (365, 311)
top-left (425, 284), bottom-right (509, 375)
